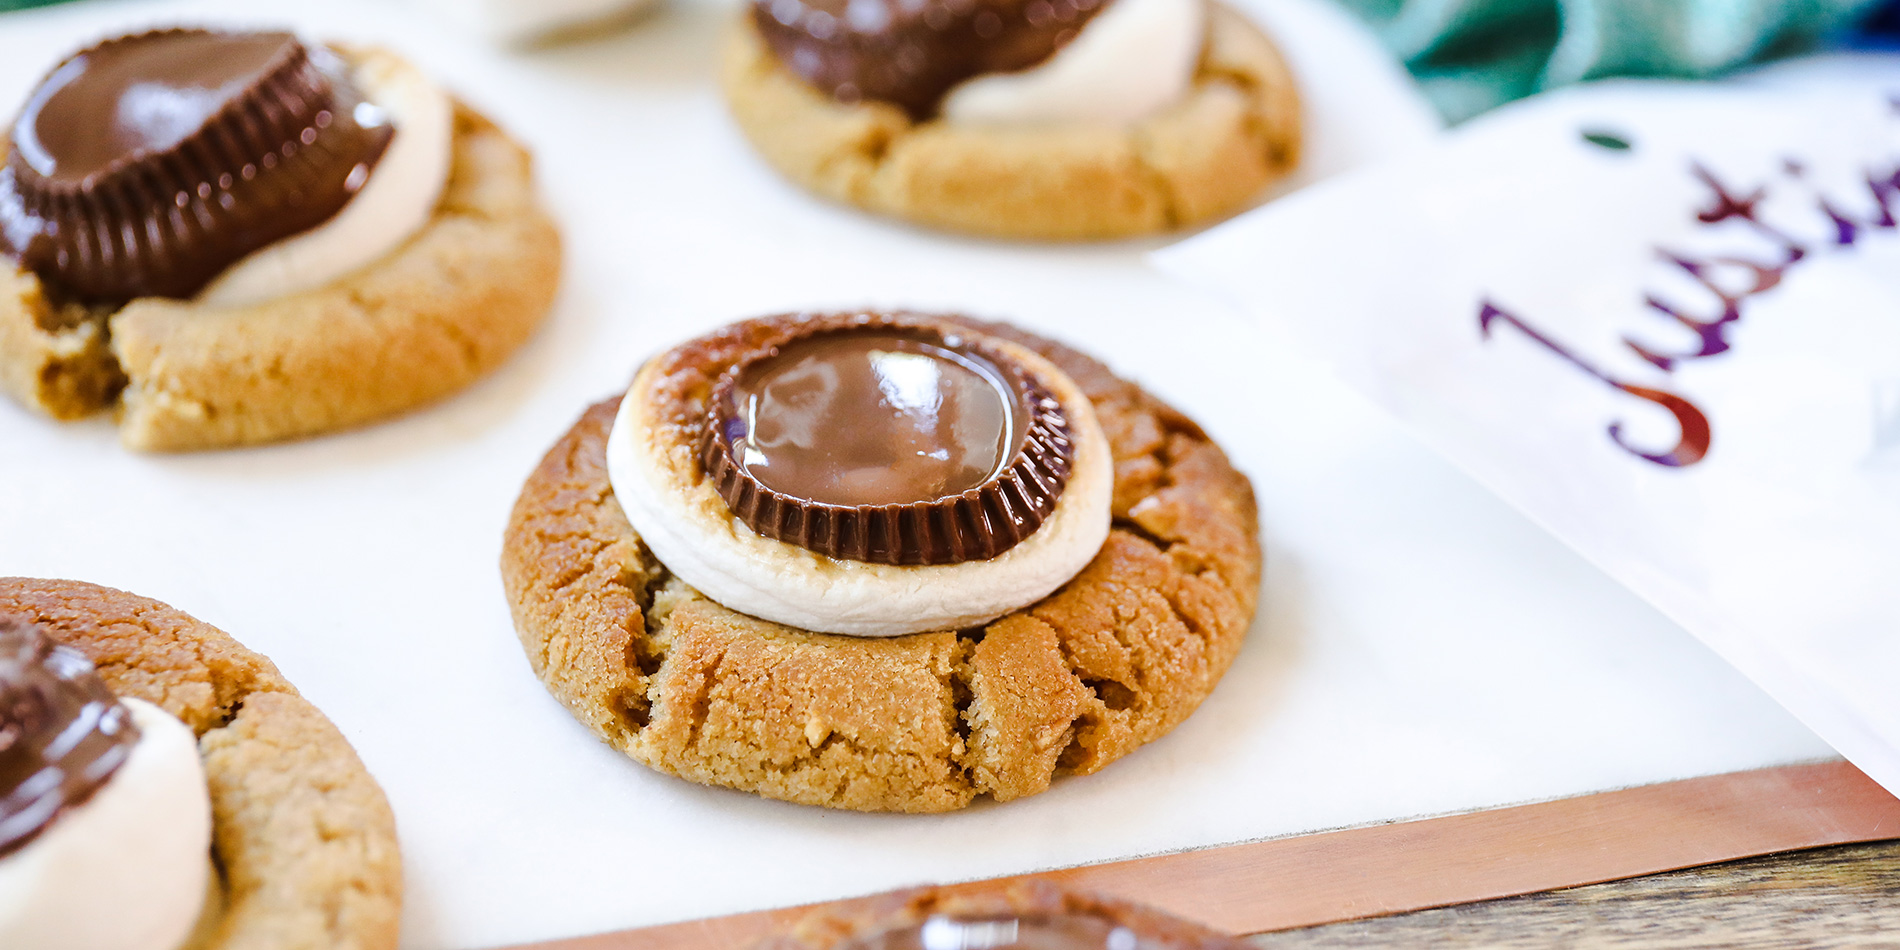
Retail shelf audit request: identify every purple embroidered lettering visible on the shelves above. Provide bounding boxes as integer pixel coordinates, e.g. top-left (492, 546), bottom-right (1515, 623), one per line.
top-left (1691, 163), bottom-right (1806, 265)
top-left (1628, 252), bottom-right (1784, 371)
top-left (1820, 165), bottom-right (1900, 246)
top-left (1480, 300), bottom-right (1712, 468)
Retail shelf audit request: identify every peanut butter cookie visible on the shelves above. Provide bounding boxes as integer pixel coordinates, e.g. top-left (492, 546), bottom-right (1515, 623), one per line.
top-left (502, 317), bottom-right (1261, 812)
top-left (0, 101), bottom-right (560, 451)
top-left (721, 1), bottom-right (1300, 240)
top-left (0, 578), bottom-right (402, 950)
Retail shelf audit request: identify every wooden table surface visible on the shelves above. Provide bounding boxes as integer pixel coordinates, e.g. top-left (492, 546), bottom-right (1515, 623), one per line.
top-left (1250, 840), bottom-right (1900, 948)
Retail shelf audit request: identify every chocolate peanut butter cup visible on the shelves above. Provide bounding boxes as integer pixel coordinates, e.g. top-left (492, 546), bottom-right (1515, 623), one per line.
top-left (763, 883), bottom-right (1257, 950)
top-left (752, 0), bottom-right (1110, 119)
top-left (0, 619), bottom-right (139, 859)
top-left (701, 318), bottom-right (1074, 565)
top-left (0, 28), bottom-right (395, 304)
top-left (840, 913), bottom-right (1171, 950)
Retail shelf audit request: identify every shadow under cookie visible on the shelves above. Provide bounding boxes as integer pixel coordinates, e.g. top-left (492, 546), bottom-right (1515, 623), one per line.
top-left (501, 316), bottom-right (1262, 813)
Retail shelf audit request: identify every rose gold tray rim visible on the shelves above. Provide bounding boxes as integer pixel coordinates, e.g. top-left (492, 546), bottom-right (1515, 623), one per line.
top-left (500, 758), bottom-right (1900, 949)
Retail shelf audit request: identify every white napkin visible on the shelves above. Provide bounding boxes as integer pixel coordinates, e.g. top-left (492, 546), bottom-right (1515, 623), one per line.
top-left (1158, 54), bottom-right (1900, 794)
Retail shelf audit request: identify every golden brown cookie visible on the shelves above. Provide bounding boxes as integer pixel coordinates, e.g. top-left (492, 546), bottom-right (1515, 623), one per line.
top-left (761, 881), bottom-right (1251, 950)
top-left (720, 1), bottom-right (1300, 240)
top-left (0, 578), bottom-right (402, 950)
top-left (0, 99), bottom-right (561, 451)
top-left (502, 316), bottom-right (1261, 813)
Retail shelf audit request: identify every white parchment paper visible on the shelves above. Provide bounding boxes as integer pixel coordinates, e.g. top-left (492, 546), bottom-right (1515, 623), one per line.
top-left (0, 0), bottom-right (1835, 946)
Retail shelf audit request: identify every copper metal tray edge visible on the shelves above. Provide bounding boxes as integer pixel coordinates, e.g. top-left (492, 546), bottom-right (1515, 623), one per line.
top-left (503, 759), bottom-right (1900, 949)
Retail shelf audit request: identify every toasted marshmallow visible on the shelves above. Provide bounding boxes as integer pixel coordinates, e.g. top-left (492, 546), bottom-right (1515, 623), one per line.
top-left (195, 46), bottom-right (454, 308)
top-left (607, 337), bottom-right (1114, 637)
top-left (941, 0), bottom-right (1206, 126)
top-left (0, 698), bottom-right (214, 950)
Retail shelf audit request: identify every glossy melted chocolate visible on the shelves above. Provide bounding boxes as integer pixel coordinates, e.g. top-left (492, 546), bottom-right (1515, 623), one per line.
top-left (841, 914), bottom-right (1166, 950)
top-left (730, 330), bottom-right (1021, 507)
top-left (0, 619), bottom-right (140, 860)
top-left (0, 29), bottom-right (395, 304)
top-left (701, 319), bottom-right (1076, 565)
top-left (752, 0), bottom-right (1111, 119)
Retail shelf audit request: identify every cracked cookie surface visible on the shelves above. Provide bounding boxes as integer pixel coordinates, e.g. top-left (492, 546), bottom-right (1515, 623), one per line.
top-left (502, 318), bottom-right (1261, 812)
top-left (719, 1), bottom-right (1300, 240)
top-left (0, 99), bottom-right (560, 452)
top-left (0, 578), bottom-right (402, 950)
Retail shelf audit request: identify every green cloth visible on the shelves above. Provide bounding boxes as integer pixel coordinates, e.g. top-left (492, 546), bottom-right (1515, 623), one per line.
top-left (1334, 0), bottom-right (1883, 119)
top-left (0, 0), bottom-right (77, 10)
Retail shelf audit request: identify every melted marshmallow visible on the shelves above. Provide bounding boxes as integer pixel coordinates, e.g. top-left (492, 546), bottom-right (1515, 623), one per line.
top-left (0, 698), bottom-right (214, 950)
top-left (195, 47), bottom-right (454, 308)
top-left (941, 0), bottom-right (1206, 126)
top-left (606, 345), bottom-right (1115, 637)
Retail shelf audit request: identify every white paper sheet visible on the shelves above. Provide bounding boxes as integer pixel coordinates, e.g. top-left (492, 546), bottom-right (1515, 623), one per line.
top-left (1159, 60), bottom-right (1900, 792)
top-left (0, 1), bottom-right (1835, 947)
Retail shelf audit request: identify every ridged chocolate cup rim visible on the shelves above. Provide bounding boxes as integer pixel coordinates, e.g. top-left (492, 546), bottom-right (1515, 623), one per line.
top-left (750, 0), bottom-right (1112, 120)
top-left (699, 316), bottom-right (1076, 566)
top-left (10, 28), bottom-right (311, 196)
top-left (0, 27), bottom-right (395, 303)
